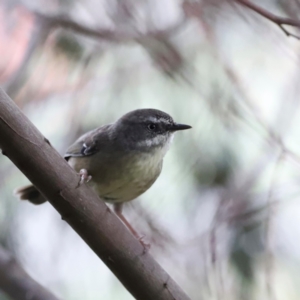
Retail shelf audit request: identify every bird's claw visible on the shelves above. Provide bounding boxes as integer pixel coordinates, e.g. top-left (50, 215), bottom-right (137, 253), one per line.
top-left (138, 235), bottom-right (151, 253)
top-left (79, 169), bottom-right (92, 185)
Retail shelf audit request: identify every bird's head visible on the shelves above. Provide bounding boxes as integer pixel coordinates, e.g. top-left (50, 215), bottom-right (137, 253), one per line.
top-left (113, 109), bottom-right (191, 152)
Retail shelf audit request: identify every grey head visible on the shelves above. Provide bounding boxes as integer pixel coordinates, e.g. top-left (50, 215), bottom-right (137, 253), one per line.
top-left (112, 109), bottom-right (191, 152)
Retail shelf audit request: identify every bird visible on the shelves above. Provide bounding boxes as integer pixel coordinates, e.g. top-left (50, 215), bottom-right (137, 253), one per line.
top-left (15, 108), bottom-right (191, 248)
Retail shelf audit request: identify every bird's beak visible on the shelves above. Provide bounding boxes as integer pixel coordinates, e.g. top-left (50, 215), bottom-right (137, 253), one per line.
top-left (168, 123), bottom-right (192, 131)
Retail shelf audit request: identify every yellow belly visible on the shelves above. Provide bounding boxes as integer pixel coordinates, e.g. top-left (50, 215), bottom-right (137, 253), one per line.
top-left (68, 150), bottom-right (163, 203)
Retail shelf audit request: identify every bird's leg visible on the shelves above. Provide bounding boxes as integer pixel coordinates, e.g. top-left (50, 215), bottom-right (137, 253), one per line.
top-left (79, 169), bottom-right (92, 185)
top-left (113, 203), bottom-right (150, 251)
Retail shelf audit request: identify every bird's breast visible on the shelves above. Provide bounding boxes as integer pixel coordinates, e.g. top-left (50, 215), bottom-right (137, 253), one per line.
top-left (69, 147), bottom-right (165, 203)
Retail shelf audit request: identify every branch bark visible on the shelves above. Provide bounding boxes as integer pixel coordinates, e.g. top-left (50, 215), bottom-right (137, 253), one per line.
top-left (0, 246), bottom-right (59, 300)
top-left (0, 88), bottom-right (190, 300)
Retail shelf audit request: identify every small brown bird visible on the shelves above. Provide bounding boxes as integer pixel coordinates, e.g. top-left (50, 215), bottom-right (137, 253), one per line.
top-left (15, 109), bottom-right (191, 247)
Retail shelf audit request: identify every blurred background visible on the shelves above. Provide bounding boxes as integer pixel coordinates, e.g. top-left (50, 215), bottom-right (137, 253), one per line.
top-left (1, 0), bottom-right (300, 299)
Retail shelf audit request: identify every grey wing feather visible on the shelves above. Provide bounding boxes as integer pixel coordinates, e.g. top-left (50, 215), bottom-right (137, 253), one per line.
top-left (64, 124), bottom-right (112, 160)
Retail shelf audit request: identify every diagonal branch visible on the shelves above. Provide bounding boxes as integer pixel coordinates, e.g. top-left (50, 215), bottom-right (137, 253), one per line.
top-left (233, 0), bottom-right (300, 39)
top-left (34, 12), bottom-right (135, 43)
top-left (0, 246), bottom-right (59, 300)
top-left (33, 10), bottom-right (187, 43)
top-left (0, 88), bottom-right (190, 300)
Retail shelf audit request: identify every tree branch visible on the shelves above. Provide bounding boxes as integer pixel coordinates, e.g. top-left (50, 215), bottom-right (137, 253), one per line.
top-left (233, 0), bottom-right (300, 39)
top-left (0, 246), bottom-right (59, 300)
top-left (0, 88), bottom-right (190, 300)
top-left (33, 11), bottom-right (186, 43)
top-left (34, 12), bottom-right (134, 43)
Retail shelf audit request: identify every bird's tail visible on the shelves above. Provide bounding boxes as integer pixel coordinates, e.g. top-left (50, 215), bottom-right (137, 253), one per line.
top-left (14, 184), bottom-right (47, 205)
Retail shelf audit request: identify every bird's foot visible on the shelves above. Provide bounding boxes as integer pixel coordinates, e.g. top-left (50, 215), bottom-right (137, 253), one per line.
top-left (138, 235), bottom-right (151, 253)
top-left (79, 169), bottom-right (92, 185)
top-left (112, 203), bottom-right (150, 253)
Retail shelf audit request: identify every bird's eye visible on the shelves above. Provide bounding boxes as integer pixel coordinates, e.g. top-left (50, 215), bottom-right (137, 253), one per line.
top-left (148, 123), bottom-right (156, 131)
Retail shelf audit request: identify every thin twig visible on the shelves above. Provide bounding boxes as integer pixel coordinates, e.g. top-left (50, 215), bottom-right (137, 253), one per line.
top-left (233, 0), bottom-right (300, 39)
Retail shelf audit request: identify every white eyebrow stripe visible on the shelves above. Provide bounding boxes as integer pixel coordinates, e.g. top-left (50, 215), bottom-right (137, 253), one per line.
top-left (146, 117), bottom-right (158, 123)
top-left (146, 117), bottom-right (171, 124)
top-left (159, 118), bottom-right (170, 124)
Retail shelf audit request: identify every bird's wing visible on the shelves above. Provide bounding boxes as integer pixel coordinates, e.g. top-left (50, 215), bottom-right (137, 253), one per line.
top-left (64, 124), bottom-right (112, 160)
